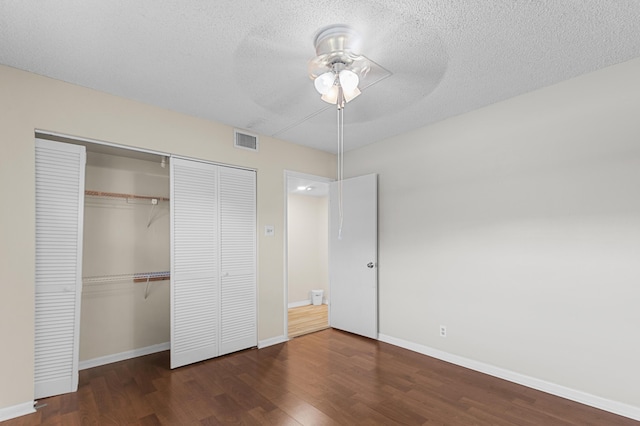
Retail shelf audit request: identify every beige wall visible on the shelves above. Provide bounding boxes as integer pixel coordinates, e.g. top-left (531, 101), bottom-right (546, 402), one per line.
top-left (345, 58), bottom-right (640, 410)
top-left (0, 65), bottom-right (335, 410)
top-left (81, 152), bottom-right (170, 361)
top-left (287, 193), bottom-right (329, 304)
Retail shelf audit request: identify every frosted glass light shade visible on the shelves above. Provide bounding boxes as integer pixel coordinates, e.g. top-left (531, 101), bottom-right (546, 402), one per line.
top-left (321, 85), bottom-right (340, 104)
top-left (343, 87), bottom-right (361, 102)
top-left (338, 69), bottom-right (359, 92)
top-left (314, 71), bottom-right (336, 95)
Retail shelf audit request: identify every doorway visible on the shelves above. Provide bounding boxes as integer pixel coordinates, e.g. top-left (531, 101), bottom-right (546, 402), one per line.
top-left (80, 145), bottom-right (171, 367)
top-left (41, 135), bottom-right (172, 370)
top-left (34, 135), bottom-right (171, 399)
top-left (34, 133), bottom-right (258, 400)
top-left (285, 171), bottom-right (331, 338)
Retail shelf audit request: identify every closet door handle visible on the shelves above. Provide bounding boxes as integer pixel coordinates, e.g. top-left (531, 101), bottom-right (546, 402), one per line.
top-left (367, 262), bottom-right (375, 269)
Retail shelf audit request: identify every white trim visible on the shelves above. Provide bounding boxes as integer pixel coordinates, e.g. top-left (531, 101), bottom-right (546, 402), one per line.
top-left (35, 129), bottom-right (256, 173)
top-left (283, 170), bottom-right (334, 344)
top-left (170, 153), bottom-right (256, 173)
top-left (284, 170), bottom-right (333, 183)
top-left (35, 129), bottom-right (170, 158)
top-left (0, 401), bottom-right (35, 422)
top-left (378, 334), bottom-right (640, 422)
top-left (258, 335), bottom-right (289, 349)
top-left (79, 342), bottom-right (170, 370)
top-left (288, 300), bottom-right (312, 308)
top-left (71, 145), bottom-right (86, 393)
top-left (283, 171), bottom-right (290, 343)
top-left (288, 299), bottom-right (329, 308)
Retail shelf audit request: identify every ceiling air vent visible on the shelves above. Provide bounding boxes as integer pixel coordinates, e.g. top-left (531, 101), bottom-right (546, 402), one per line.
top-left (234, 130), bottom-right (259, 152)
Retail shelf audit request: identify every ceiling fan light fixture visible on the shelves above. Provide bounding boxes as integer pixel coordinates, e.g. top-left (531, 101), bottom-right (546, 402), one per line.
top-left (315, 68), bottom-right (361, 105)
top-left (343, 86), bottom-right (361, 103)
top-left (314, 71), bottom-right (336, 95)
top-left (309, 24), bottom-right (369, 107)
top-left (321, 85), bottom-right (340, 104)
top-left (338, 69), bottom-right (359, 92)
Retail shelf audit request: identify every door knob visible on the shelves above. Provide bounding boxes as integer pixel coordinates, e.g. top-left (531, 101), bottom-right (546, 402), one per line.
top-left (367, 262), bottom-right (375, 269)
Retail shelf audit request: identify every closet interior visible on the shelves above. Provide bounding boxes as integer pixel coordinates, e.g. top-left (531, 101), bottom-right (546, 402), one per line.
top-left (80, 146), bottom-right (170, 364)
top-left (34, 134), bottom-right (257, 400)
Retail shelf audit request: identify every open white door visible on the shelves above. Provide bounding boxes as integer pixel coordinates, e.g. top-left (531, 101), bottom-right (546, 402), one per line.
top-left (34, 139), bottom-right (86, 398)
top-left (329, 174), bottom-right (378, 339)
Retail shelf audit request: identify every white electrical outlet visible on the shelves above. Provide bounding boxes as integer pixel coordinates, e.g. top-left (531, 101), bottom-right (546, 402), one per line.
top-left (439, 325), bottom-right (447, 337)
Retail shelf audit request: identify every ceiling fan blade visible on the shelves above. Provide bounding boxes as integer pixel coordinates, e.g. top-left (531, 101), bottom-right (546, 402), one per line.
top-left (308, 55), bottom-right (331, 79)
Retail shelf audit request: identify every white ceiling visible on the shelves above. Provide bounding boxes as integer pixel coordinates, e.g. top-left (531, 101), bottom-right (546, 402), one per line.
top-left (2, 1), bottom-right (640, 154)
top-left (287, 175), bottom-right (329, 198)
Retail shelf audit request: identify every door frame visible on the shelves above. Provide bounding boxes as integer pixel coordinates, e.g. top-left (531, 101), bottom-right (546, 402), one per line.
top-left (34, 130), bottom-right (172, 398)
top-left (283, 170), bottom-right (333, 339)
top-left (34, 130), bottom-right (259, 392)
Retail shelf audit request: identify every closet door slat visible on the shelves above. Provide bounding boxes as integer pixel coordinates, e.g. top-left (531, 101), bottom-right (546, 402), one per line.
top-left (35, 139), bottom-right (86, 399)
top-left (170, 158), bottom-right (219, 368)
top-left (219, 167), bottom-right (257, 355)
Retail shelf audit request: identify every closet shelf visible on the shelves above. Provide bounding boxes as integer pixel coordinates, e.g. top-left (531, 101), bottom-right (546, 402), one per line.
top-left (85, 190), bottom-right (167, 227)
top-left (83, 271), bottom-right (170, 284)
top-left (85, 190), bottom-right (169, 202)
top-left (83, 271), bottom-right (170, 299)
top-left (132, 275), bottom-right (169, 283)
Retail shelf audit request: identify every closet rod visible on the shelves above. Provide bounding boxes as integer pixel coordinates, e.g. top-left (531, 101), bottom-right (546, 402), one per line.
top-left (82, 271), bottom-right (170, 284)
top-left (83, 271), bottom-right (170, 299)
top-left (85, 190), bottom-right (169, 202)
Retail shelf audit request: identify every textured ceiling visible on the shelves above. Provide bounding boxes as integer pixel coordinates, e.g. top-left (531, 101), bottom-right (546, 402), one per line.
top-left (2, 1), bottom-right (640, 153)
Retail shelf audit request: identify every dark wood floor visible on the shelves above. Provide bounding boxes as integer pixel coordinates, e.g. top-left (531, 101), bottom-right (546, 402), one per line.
top-left (6, 329), bottom-right (637, 425)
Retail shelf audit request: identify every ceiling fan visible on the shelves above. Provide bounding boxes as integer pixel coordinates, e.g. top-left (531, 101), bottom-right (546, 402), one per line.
top-left (307, 24), bottom-right (372, 106)
top-left (306, 24), bottom-right (378, 239)
top-left (233, 14), bottom-right (447, 149)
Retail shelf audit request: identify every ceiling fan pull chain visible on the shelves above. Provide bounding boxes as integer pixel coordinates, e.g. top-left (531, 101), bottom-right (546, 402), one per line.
top-left (337, 95), bottom-right (345, 240)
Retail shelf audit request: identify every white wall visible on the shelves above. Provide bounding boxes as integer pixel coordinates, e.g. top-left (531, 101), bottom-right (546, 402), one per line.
top-left (0, 64), bottom-right (335, 413)
top-left (287, 193), bottom-right (329, 305)
top-left (81, 152), bottom-right (170, 361)
top-left (345, 58), bottom-right (640, 412)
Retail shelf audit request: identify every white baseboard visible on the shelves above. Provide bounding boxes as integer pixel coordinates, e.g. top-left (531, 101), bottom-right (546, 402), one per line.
top-left (258, 335), bottom-right (289, 349)
top-left (378, 334), bottom-right (640, 422)
top-left (288, 300), bottom-right (311, 308)
top-left (79, 342), bottom-right (170, 370)
top-left (288, 299), bottom-right (328, 308)
top-left (0, 401), bottom-right (35, 422)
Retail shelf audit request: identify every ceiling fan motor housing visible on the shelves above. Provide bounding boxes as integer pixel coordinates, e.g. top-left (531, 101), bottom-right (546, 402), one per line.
top-left (313, 24), bottom-right (362, 67)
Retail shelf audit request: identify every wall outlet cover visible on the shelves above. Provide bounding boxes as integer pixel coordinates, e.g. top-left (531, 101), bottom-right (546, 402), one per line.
top-left (439, 325), bottom-right (447, 337)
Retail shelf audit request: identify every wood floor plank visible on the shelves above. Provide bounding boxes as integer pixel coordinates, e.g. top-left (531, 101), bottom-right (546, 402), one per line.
top-left (288, 304), bottom-right (329, 338)
top-left (271, 392), bottom-right (340, 426)
top-left (6, 329), bottom-right (638, 425)
top-left (246, 406), bottom-right (301, 425)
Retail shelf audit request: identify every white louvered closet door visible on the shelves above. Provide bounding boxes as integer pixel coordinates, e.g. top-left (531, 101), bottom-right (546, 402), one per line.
top-left (170, 158), bottom-right (219, 369)
top-left (219, 167), bottom-right (257, 355)
top-left (34, 139), bottom-right (86, 399)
